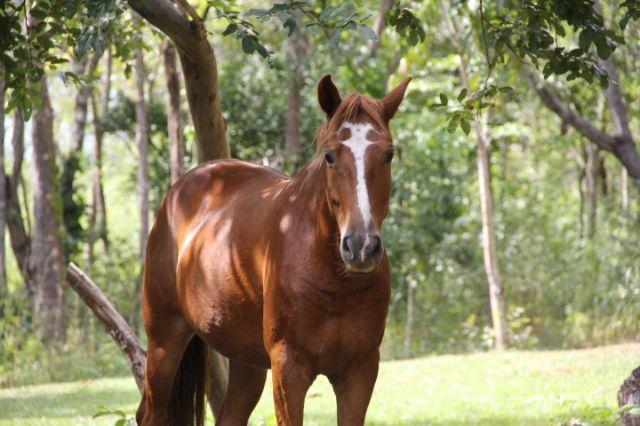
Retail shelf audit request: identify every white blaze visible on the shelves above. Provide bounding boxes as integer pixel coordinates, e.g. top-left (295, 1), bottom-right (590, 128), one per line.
top-left (341, 122), bottom-right (375, 230)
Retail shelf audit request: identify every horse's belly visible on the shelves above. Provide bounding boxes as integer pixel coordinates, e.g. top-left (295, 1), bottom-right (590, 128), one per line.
top-left (178, 238), bottom-right (269, 368)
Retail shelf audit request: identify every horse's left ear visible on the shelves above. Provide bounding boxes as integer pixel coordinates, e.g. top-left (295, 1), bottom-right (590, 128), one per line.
top-left (318, 75), bottom-right (342, 118)
top-left (381, 77), bottom-right (412, 122)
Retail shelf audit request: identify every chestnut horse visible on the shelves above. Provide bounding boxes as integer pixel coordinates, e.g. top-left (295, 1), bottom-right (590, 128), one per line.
top-left (136, 75), bottom-right (410, 425)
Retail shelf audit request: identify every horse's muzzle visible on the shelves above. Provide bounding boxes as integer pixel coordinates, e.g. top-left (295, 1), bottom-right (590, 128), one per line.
top-left (340, 233), bottom-right (383, 274)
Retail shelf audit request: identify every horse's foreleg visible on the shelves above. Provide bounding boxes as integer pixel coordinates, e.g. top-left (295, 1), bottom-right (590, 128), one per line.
top-left (217, 359), bottom-right (267, 425)
top-left (329, 351), bottom-right (380, 426)
top-left (269, 343), bottom-right (315, 426)
top-left (136, 316), bottom-right (193, 426)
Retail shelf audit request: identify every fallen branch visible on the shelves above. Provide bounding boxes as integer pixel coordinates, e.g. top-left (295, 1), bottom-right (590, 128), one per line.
top-left (65, 262), bottom-right (146, 391)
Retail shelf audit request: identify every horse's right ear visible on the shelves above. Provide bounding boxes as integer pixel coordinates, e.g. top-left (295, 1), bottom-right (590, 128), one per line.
top-left (318, 75), bottom-right (342, 118)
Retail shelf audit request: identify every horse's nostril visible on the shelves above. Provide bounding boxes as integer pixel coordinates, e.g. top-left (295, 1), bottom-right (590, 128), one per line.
top-left (367, 235), bottom-right (382, 257)
top-left (341, 235), bottom-right (354, 260)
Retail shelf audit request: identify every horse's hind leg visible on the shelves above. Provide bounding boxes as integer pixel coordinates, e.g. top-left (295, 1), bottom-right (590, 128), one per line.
top-left (136, 315), bottom-right (193, 426)
top-left (217, 359), bottom-right (267, 425)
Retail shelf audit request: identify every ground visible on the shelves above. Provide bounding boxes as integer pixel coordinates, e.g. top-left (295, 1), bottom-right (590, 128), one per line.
top-left (0, 343), bottom-right (638, 425)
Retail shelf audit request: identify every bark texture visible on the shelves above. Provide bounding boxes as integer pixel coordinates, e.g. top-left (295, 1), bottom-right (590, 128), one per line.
top-left (163, 42), bottom-right (184, 184)
top-left (31, 75), bottom-right (66, 343)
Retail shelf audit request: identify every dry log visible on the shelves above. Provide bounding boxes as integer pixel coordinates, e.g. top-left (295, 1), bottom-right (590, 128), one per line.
top-left (65, 262), bottom-right (146, 391)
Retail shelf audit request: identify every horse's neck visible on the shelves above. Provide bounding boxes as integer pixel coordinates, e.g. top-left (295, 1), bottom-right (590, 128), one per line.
top-left (287, 157), bottom-right (338, 246)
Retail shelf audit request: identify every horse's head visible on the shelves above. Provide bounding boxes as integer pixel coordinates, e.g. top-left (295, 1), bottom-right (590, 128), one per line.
top-left (316, 75), bottom-right (411, 275)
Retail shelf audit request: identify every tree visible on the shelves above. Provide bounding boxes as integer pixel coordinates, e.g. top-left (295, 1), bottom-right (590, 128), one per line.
top-left (0, 71), bottom-right (6, 304)
top-left (88, 47), bottom-right (112, 263)
top-left (127, 0), bottom-right (228, 162)
top-left (446, 6), bottom-right (510, 350)
top-left (162, 42), bottom-right (184, 184)
top-left (31, 74), bottom-right (66, 343)
top-left (284, 17), bottom-right (309, 163)
top-left (134, 46), bottom-right (149, 333)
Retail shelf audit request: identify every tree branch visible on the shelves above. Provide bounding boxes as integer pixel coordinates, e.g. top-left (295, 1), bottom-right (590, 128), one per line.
top-left (533, 82), bottom-right (615, 150)
top-left (66, 263), bottom-right (146, 391)
top-left (127, 0), bottom-right (229, 161)
top-left (533, 79), bottom-right (640, 178)
top-left (127, 0), bottom-right (196, 55)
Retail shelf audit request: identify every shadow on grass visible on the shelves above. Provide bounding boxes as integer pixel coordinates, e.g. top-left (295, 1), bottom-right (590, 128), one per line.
top-left (0, 382), bottom-right (139, 420)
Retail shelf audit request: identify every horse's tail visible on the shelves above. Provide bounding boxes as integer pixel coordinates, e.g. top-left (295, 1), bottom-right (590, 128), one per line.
top-left (169, 335), bottom-right (208, 426)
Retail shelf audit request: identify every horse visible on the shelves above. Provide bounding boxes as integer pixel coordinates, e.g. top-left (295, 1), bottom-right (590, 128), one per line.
top-left (136, 75), bottom-right (411, 426)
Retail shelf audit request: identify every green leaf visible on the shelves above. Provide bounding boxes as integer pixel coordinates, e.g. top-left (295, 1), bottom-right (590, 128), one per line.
top-left (460, 118), bottom-right (471, 135)
top-left (283, 17), bottom-right (296, 36)
top-left (457, 88), bottom-right (468, 102)
top-left (578, 30), bottom-right (592, 52)
top-left (222, 23), bottom-right (237, 36)
top-left (358, 25), bottom-right (378, 42)
top-left (439, 93), bottom-right (448, 106)
top-left (630, 408), bottom-right (640, 417)
top-left (447, 113), bottom-right (460, 133)
top-left (241, 37), bottom-right (256, 54)
top-left (620, 12), bottom-right (631, 30)
top-left (498, 86), bottom-right (513, 93)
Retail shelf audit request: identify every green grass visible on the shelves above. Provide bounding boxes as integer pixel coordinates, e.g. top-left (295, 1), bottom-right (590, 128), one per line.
top-left (1, 343), bottom-right (638, 425)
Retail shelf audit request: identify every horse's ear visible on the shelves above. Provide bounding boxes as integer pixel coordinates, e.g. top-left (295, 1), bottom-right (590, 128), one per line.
top-left (381, 76), bottom-right (412, 122)
top-left (318, 75), bottom-right (342, 118)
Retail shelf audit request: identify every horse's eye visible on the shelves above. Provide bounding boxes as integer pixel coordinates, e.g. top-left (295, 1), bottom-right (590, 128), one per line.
top-left (325, 150), bottom-right (336, 166)
top-left (385, 151), bottom-right (394, 163)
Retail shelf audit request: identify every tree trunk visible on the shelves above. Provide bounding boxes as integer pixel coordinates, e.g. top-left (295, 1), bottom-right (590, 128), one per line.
top-left (163, 42), bottom-right (184, 184)
top-left (6, 110), bottom-right (33, 297)
top-left (622, 167), bottom-right (629, 210)
top-left (585, 142), bottom-right (598, 238)
top-left (447, 16), bottom-right (510, 349)
top-left (0, 71), bottom-right (6, 303)
top-left (404, 275), bottom-right (416, 358)
top-left (475, 119), bottom-right (510, 350)
top-left (134, 48), bottom-right (149, 334)
top-left (127, 0), bottom-right (229, 162)
top-left (88, 47), bottom-right (111, 259)
top-left (284, 19), bottom-right (308, 163)
top-left (31, 75), bottom-right (66, 343)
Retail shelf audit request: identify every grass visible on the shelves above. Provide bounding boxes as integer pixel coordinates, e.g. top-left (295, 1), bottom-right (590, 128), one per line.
top-left (0, 343), bottom-right (638, 425)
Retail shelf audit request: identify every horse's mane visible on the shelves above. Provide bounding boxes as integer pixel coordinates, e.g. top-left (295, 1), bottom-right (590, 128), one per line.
top-left (316, 93), bottom-right (386, 150)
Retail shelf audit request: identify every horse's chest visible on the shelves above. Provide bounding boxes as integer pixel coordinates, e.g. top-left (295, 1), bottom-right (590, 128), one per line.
top-left (294, 299), bottom-right (386, 371)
